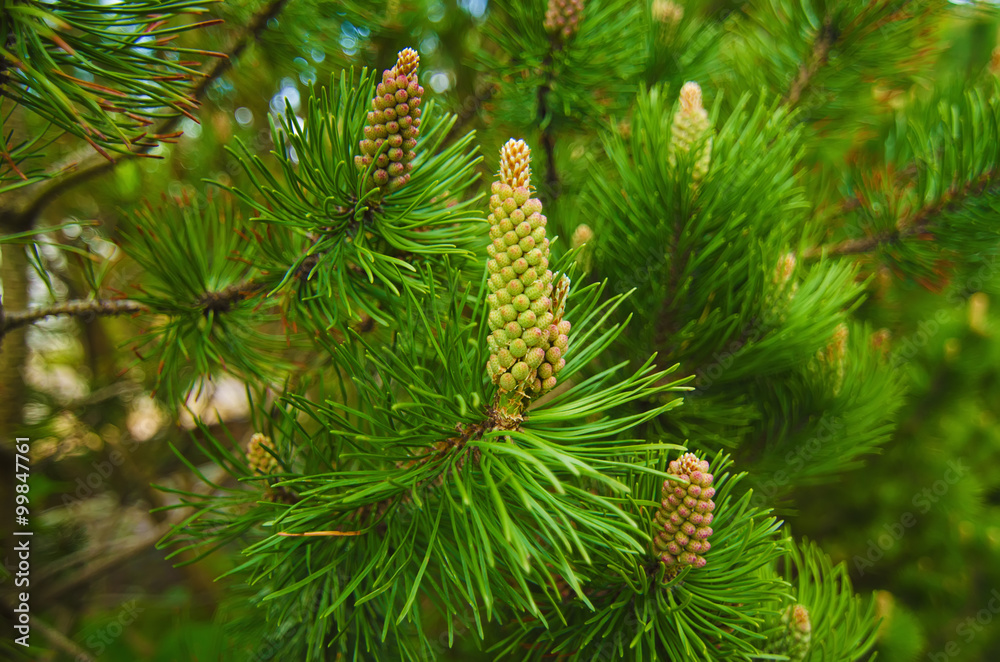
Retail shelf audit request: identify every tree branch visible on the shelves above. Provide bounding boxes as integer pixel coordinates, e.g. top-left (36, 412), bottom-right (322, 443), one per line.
top-left (1, 299), bottom-right (148, 335)
top-left (804, 169), bottom-right (999, 259)
top-left (0, 253), bottom-right (321, 338)
top-left (537, 71), bottom-right (559, 199)
top-left (445, 81), bottom-right (499, 144)
top-left (785, 18), bottom-right (837, 107)
top-left (0, 0), bottom-right (291, 233)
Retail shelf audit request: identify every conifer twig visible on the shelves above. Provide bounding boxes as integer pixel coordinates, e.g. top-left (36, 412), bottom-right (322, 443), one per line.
top-left (536, 54), bottom-right (560, 197)
top-left (0, 252), bottom-right (321, 338)
top-left (0, 0), bottom-right (291, 233)
top-left (785, 18), bottom-right (837, 107)
top-left (1, 299), bottom-right (149, 334)
top-left (804, 169), bottom-right (1000, 259)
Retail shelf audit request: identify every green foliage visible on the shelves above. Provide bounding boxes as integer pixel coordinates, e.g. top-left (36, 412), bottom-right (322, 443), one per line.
top-left (0, 0), bottom-right (220, 162)
top-left (834, 88), bottom-right (1000, 282)
top-left (117, 192), bottom-right (291, 401)
top-left (7, 1), bottom-right (1000, 661)
top-left (483, 0), bottom-right (646, 129)
top-left (725, 0), bottom-right (944, 121)
top-left (764, 538), bottom-right (879, 662)
top-left (224, 69), bottom-right (484, 326)
top-left (159, 262), bottom-right (691, 659)
top-left (495, 452), bottom-right (787, 661)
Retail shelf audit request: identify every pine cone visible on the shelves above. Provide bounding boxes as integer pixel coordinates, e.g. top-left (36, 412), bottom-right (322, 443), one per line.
top-left (652, 453), bottom-right (715, 574)
top-left (571, 223), bottom-right (594, 273)
top-left (247, 433), bottom-right (278, 476)
top-left (485, 139), bottom-right (569, 396)
top-left (668, 82), bottom-right (713, 183)
top-left (651, 0), bottom-right (684, 25)
top-left (355, 48), bottom-right (423, 196)
top-left (816, 323), bottom-right (848, 396)
top-left (770, 604), bottom-right (812, 662)
top-left (544, 0), bottom-right (585, 40)
top-left (765, 252), bottom-right (798, 321)
top-left (651, 0), bottom-right (683, 42)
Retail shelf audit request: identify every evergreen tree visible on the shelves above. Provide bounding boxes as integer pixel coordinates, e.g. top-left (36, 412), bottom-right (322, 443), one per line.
top-left (2, 1), bottom-right (1000, 660)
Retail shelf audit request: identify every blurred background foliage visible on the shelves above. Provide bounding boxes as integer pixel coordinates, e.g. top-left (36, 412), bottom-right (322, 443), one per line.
top-left (1, 0), bottom-right (1000, 660)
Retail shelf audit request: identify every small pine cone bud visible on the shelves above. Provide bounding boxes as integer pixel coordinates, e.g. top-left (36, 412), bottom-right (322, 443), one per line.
top-left (870, 328), bottom-right (891, 360)
top-left (652, 0), bottom-right (684, 24)
top-left (668, 82), bottom-right (713, 183)
top-left (770, 604), bottom-right (812, 662)
top-left (544, 0), bottom-right (585, 40)
top-left (816, 323), bottom-right (848, 397)
top-left (571, 223), bottom-right (594, 272)
top-left (247, 433), bottom-right (278, 476)
top-left (653, 453), bottom-right (715, 577)
top-left (356, 48), bottom-right (422, 196)
top-left (765, 252), bottom-right (798, 322)
top-left (774, 252), bottom-right (796, 290)
top-left (651, 0), bottom-right (683, 42)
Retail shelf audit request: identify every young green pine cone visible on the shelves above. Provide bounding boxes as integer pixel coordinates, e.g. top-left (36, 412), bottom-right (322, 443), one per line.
top-left (247, 433), bottom-right (278, 476)
top-left (765, 252), bottom-right (798, 322)
top-left (544, 0), bottom-right (585, 40)
top-left (668, 82), bottom-right (713, 183)
top-left (770, 604), bottom-right (812, 662)
top-left (816, 322), bottom-right (848, 397)
top-left (571, 223), bottom-right (593, 273)
top-left (652, 453), bottom-right (715, 573)
top-left (651, 0), bottom-right (684, 25)
top-left (486, 139), bottom-right (561, 394)
top-left (354, 48), bottom-right (423, 195)
top-left (651, 0), bottom-right (683, 42)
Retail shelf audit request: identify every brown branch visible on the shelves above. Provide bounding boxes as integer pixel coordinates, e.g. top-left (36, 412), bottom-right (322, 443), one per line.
top-left (445, 81), bottom-right (499, 144)
top-left (804, 169), bottom-right (1000, 259)
top-left (0, 251), bottom-right (324, 338)
top-left (1, 299), bottom-right (148, 334)
top-left (785, 18), bottom-right (837, 107)
top-left (537, 72), bottom-right (559, 198)
top-left (0, 0), bottom-right (291, 233)
top-left (196, 281), bottom-right (266, 314)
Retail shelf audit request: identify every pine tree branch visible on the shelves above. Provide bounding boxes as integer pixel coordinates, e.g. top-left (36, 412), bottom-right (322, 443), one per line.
top-left (785, 18), bottom-right (837, 107)
top-left (537, 56), bottom-right (560, 198)
top-left (0, 252), bottom-right (322, 338)
top-left (0, 0), bottom-right (291, 233)
top-left (1, 299), bottom-right (149, 335)
top-left (445, 81), bottom-right (499, 144)
top-left (804, 169), bottom-right (1000, 259)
